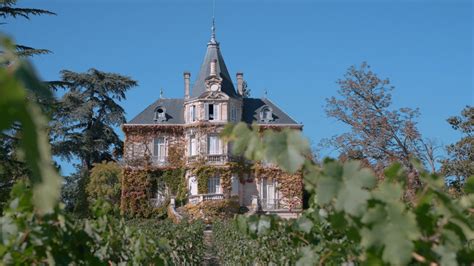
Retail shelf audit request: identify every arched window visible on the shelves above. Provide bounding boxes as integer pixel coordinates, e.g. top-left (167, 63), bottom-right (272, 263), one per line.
top-left (260, 106), bottom-right (273, 122)
top-left (154, 106), bottom-right (166, 122)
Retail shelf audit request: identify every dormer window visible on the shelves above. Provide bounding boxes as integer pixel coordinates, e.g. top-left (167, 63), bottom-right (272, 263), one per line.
top-left (260, 106), bottom-right (273, 122)
top-left (154, 106), bottom-right (166, 122)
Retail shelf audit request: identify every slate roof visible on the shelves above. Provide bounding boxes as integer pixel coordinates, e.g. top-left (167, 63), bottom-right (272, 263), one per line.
top-left (242, 98), bottom-right (300, 125)
top-left (190, 42), bottom-right (238, 99)
top-left (127, 98), bottom-right (184, 124)
top-left (126, 97), bottom-right (300, 126)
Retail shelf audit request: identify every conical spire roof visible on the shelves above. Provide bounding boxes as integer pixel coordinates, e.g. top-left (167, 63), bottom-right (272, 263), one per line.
top-left (190, 20), bottom-right (238, 98)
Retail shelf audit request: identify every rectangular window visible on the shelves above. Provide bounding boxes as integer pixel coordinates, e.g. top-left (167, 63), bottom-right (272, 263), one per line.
top-left (208, 135), bottom-right (221, 155)
top-left (231, 175), bottom-right (239, 196)
top-left (230, 107), bottom-right (236, 122)
top-left (189, 135), bottom-right (197, 156)
top-left (189, 105), bottom-right (196, 122)
top-left (208, 104), bottom-right (214, 120)
top-left (153, 137), bottom-right (166, 162)
top-left (208, 176), bottom-right (221, 194)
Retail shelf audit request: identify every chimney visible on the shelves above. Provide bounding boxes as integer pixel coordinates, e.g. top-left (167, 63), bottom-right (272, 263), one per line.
top-left (236, 72), bottom-right (244, 96)
top-left (210, 59), bottom-right (217, 76)
top-left (184, 72), bottom-right (191, 99)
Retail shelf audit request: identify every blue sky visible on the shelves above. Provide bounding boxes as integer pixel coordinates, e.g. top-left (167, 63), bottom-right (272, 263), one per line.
top-left (4, 0), bottom-right (472, 175)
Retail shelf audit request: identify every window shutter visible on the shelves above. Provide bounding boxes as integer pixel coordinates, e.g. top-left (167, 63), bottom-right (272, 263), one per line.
top-left (204, 103), bottom-right (209, 120)
top-left (214, 104), bottom-right (220, 121)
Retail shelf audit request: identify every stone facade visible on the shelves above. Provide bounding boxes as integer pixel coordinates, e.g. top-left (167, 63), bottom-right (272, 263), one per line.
top-left (122, 24), bottom-right (304, 217)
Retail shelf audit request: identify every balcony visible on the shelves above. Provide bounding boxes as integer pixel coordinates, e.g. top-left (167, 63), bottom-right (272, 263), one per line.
top-left (151, 156), bottom-right (168, 167)
top-left (260, 198), bottom-right (280, 210)
top-left (188, 193), bottom-right (224, 204)
top-left (207, 154), bottom-right (229, 164)
top-left (186, 154), bottom-right (234, 165)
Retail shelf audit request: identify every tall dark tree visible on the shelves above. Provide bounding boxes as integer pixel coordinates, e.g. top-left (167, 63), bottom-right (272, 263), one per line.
top-left (52, 69), bottom-right (137, 171)
top-left (441, 106), bottom-right (473, 185)
top-left (0, 0), bottom-right (56, 57)
top-left (51, 69), bottom-right (136, 213)
top-left (325, 63), bottom-right (428, 194)
top-left (0, 0), bottom-right (56, 212)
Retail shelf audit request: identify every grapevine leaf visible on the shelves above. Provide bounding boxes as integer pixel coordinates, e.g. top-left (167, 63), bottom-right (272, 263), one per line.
top-left (316, 176), bottom-right (340, 205)
top-left (433, 245), bottom-right (458, 266)
top-left (296, 246), bottom-right (319, 266)
top-left (296, 216), bottom-right (313, 234)
top-left (264, 129), bottom-right (309, 173)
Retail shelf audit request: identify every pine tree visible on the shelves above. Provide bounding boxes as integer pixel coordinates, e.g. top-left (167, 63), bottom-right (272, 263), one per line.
top-left (0, 0), bottom-right (56, 57)
top-left (51, 69), bottom-right (137, 213)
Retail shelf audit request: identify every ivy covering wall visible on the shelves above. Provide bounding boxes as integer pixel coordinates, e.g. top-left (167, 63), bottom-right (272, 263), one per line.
top-left (121, 167), bottom-right (187, 218)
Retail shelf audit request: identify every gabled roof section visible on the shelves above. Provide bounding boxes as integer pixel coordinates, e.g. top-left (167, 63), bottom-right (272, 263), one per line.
top-left (127, 98), bottom-right (184, 125)
top-left (242, 98), bottom-right (301, 126)
top-left (190, 23), bottom-right (238, 98)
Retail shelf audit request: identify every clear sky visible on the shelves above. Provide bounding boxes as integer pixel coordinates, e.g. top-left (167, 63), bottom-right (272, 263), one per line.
top-left (4, 0), bottom-right (473, 175)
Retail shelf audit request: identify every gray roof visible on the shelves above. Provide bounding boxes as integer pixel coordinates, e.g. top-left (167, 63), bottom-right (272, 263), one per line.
top-left (191, 42), bottom-right (238, 98)
top-left (126, 97), bottom-right (300, 126)
top-left (242, 98), bottom-right (300, 125)
top-left (127, 98), bottom-right (184, 124)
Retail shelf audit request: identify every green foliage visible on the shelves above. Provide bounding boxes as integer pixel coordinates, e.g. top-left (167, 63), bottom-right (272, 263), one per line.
top-left (213, 218), bottom-right (301, 264)
top-left (441, 105), bottom-right (473, 184)
top-left (127, 219), bottom-right (206, 264)
top-left (183, 199), bottom-right (240, 222)
top-left (121, 168), bottom-right (187, 218)
top-left (224, 122), bottom-right (474, 265)
top-left (0, 38), bottom-right (195, 264)
top-left (159, 168), bottom-right (186, 202)
top-left (51, 68), bottom-right (137, 171)
top-left (194, 165), bottom-right (220, 194)
top-left (86, 161), bottom-right (122, 206)
top-left (0, 37), bottom-right (61, 214)
top-left (51, 68), bottom-right (137, 214)
top-left (0, 183), bottom-right (171, 264)
top-left (0, 1), bottom-right (56, 57)
top-left (222, 123), bottom-right (310, 173)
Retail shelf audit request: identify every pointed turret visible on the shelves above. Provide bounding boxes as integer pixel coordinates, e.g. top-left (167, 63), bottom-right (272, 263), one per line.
top-left (190, 19), bottom-right (238, 98)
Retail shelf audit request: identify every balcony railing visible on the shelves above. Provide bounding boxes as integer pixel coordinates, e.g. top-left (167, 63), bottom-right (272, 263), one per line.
top-left (252, 196), bottom-right (282, 211)
top-left (186, 154), bottom-right (235, 165)
top-left (188, 193), bottom-right (224, 204)
top-left (151, 156), bottom-right (168, 167)
top-left (207, 154), bottom-right (228, 164)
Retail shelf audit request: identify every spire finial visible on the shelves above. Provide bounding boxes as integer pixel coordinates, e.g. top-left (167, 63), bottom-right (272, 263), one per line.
top-left (160, 88), bottom-right (164, 99)
top-left (264, 88), bottom-right (268, 98)
top-left (210, 17), bottom-right (217, 44)
top-left (209, 0), bottom-right (217, 45)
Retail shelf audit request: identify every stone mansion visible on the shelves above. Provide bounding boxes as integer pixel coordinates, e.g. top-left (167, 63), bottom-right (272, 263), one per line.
top-left (122, 22), bottom-right (303, 216)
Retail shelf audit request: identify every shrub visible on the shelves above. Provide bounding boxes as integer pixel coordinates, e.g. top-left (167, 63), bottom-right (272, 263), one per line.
top-left (213, 218), bottom-right (301, 264)
top-left (86, 161), bottom-right (122, 206)
top-left (126, 219), bottom-right (206, 264)
top-left (182, 199), bottom-right (240, 223)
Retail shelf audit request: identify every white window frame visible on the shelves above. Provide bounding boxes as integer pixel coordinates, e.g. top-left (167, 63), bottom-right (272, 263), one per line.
top-left (189, 135), bottom-right (197, 156)
top-left (208, 176), bottom-right (221, 194)
top-left (259, 177), bottom-right (278, 208)
top-left (208, 135), bottom-right (221, 155)
top-left (206, 103), bottom-right (220, 121)
top-left (189, 105), bottom-right (196, 122)
top-left (153, 137), bottom-right (166, 162)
